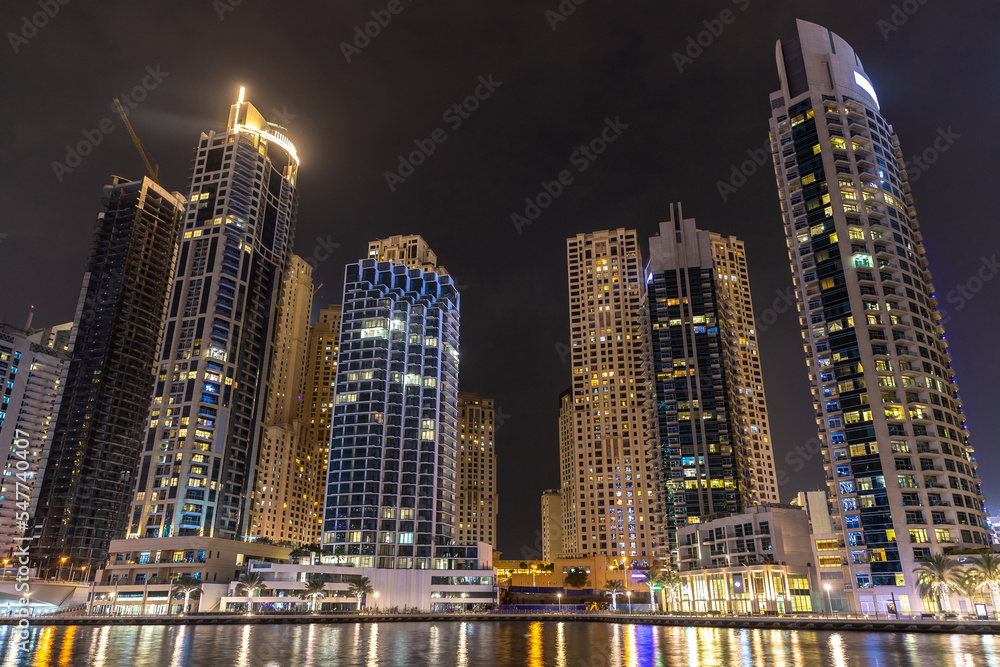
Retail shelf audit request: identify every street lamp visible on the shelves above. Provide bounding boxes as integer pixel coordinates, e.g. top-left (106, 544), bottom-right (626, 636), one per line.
top-left (60, 557), bottom-right (68, 581)
top-left (373, 591), bottom-right (379, 613)
top-left (627, 591), bottom-right (632, 614)
top-left (824, 584), bottom-right (833, 616)
top-left (557, 593), bottom-right (562, 613)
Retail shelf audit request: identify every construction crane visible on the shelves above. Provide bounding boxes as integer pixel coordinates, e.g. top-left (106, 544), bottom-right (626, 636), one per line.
top-left (113, 97), bottom-right (159, 183)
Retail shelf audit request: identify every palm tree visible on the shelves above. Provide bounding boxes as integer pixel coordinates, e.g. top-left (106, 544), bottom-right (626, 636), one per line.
top-left (170, 576), bottom-right (202, 615)
top-left (659, 569), bottom-right (683, 612)
top-left (913, 553), bottom-right (962, 613)
top-left (967, 553), bottom-right (1000, 618)
top-left (236, 572), bottom-right (269, 614)
top-left (645, 571), bottom-right (667, 613)
top-left (348, 576), bottom-right (374, 611)
top-left (300, 575), bottom-right (328, 613)
top-left (604, 579), bottom-right (626, 611)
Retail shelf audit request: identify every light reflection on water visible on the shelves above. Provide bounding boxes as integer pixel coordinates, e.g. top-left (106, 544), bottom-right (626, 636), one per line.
top-left (0, 621), bottom-right (998, 666)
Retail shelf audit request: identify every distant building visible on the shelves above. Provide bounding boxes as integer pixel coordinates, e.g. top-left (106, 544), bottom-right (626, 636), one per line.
top-left (556, 388), bottom-right (578, 556)
top-left (31, 176), bottom-right (184, 578)
top-left (541, 489), bottom-right (563, 561)
top-left (0, 322), bottom-right (68, 561)
top-left (250, 256), bottom-right (315, 545)
top-left (301, 305), bottom-right (343, 544)
top-left (457, 392), bottom-right (497, 548)
top-left (676, 505), bottom-right (816, 613)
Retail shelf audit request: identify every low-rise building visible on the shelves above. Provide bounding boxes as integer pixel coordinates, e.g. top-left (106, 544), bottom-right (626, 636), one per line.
top-left (676, 505), bottom-right (817, 613)
top-left (220, 543), bottom-right (496, 612)
top-left (88, 536), bottom-right (291, 614)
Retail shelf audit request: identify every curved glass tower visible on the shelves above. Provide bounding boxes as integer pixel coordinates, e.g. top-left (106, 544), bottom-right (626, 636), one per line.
top-left (769, 20), bottom-right (989, 614)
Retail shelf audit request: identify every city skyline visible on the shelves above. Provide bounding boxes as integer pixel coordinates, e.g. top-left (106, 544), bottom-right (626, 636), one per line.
top-left (4, 4), bottom-right (998, 560)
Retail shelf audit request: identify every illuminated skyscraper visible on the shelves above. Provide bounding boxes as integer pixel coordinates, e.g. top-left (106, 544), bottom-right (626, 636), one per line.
top-left (301, 305), bottom-right (343, 544)
top-left (642, 203), bottom-right (778, 560)
top-left (0, 322), bottom-right (68, 560)
top-left (557, 388), bottom-right (577, 555)
top-left (323, 235), bottom-right (461, 568)
top-left (127, 89), bottom-right (300, 541)
top-left (250, 255), bottom-right (314, 545)
top-left (565, 229), bottom-right (654, 567)
top-left (31, 176), bottom-right (184, 577)
top-left (769, 20), bottom-right (989, 613)
top-left (540, 488), bottom-right (563, 561)
top-left (457, 392), bottom-right (497, 547)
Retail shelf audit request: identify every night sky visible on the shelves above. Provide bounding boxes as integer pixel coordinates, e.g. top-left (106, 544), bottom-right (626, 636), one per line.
top-left (4, 1), bottom-right (999, 559)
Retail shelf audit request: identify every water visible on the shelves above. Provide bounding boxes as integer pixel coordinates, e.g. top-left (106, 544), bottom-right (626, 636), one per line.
top-left (2, 621), bottom-right (1000, 666)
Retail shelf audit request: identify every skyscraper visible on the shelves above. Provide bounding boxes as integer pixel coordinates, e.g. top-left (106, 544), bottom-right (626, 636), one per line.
top-left (301, 305), bottom-right (343, 544)
top-left (557, 388), bottom-right (578, 556)
top-left (250, 255), bottom-right (314, 545)
top-left (323, 235), bottom-right (461, 568)
top-left (540, 488), bottom-right (563, 561)
top-left (642, 204), bottom-right (778, 560)
top-left (0, 322), bottom-right (68, 560)
top-left (565, 229), bottom-right (654, 567)
top-left (31, 176), bottom-right (184, 577)
top-left (127, 89), bottom-right (300, 541)
top-left (769, 20), bottom-right (989, 613)
top-left (457, 392), bottom-right (497, 548)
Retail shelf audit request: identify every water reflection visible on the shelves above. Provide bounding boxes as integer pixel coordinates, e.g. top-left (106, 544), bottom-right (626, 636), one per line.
top-left (2, 621), bottom-right (1000, 666)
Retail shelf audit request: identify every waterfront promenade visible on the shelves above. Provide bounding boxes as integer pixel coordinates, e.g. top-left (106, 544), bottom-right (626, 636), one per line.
top-left (4, 612), bottom-right (998, 635)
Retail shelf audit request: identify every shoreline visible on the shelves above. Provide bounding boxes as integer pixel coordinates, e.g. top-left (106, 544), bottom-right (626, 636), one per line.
top-left (5, 613), bottom-right (999, 635)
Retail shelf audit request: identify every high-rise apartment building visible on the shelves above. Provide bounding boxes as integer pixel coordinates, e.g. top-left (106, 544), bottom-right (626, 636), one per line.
top-left (31, 176), bottom-right (184, 577)
top-left (323, 235), bottom-right (461, 568)
top-left (0, 322), bottom-right (68, 559)
top-left (457, 392), bottom-right (497, 547)
top-left (540, 488), bottom-right (563, 561)
top-left (301, 305), bottom-right (343, 544)
top-left (769, 20), bottom-right (989, 613)
top-left (557, 388), bottom-right (578, 555)
top-left (127, 89), bottom-right (300, 541)
top-left (642, 204), bottom-right (779, 559)
top-left (250, 255), bottom-right (314, 544)
top-left (565, 229), bottom-right (654, 567)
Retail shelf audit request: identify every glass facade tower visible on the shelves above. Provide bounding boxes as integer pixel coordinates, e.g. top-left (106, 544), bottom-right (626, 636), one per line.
top-left (643, 203), bottom-right (778, 559)
top-left (323, 236), bottom-right (461, 568)
top-left (127, 90), bottom-right (299, 541)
